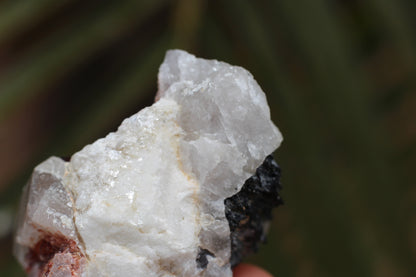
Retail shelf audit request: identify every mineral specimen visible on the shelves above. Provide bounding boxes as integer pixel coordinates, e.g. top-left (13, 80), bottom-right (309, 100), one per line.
top-left (14, 50), bottom-right (283, 277)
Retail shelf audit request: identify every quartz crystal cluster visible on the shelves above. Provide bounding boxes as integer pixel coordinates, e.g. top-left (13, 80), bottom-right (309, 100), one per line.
top-left (14, 50), bottom-right (283, 277)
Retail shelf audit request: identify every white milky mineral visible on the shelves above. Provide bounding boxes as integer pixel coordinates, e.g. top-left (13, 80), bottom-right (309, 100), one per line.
top-left (14, 50), bottom-right (283, 277)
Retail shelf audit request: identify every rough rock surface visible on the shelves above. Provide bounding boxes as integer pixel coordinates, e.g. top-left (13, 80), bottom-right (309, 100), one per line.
top-left (14, 50), bottom-right (283, 277)
top-left (225, 155), bottom-right (282, 268)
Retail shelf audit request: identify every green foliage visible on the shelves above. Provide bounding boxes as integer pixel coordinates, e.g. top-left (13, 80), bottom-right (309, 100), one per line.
top-left (0, 0), bottom-right (415, 276)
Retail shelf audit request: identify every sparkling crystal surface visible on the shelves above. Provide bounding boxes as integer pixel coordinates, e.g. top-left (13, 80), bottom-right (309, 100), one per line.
top-left (14, 50), bottom-right (283, 277)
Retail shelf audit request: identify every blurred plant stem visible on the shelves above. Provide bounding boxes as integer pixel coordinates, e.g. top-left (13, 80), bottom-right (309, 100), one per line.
top-left (0, 0), bottom-right (168, 121)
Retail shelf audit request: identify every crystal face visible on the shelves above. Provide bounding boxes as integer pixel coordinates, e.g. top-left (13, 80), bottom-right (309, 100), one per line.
top-left (14, 50), bottom-right (283, 277)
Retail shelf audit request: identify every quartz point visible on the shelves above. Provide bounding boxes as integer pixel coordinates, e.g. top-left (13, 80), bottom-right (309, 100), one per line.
top-left (14, 50), bottom-right (283, 277)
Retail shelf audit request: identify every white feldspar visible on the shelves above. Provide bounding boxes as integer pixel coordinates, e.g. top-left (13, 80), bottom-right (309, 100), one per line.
top-left (14, 50), bottom-right (283, 277)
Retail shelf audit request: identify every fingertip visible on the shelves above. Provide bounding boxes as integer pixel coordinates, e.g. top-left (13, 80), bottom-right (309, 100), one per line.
top-left (233, 263), bottom-right (273, 277)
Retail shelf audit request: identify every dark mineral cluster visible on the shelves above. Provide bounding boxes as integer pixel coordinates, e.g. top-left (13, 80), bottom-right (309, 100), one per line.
top-left (224, 155), bottom-right (283, 267)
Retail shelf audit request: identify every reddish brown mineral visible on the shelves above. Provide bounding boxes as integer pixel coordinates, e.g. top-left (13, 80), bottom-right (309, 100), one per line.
top-left (26, 232), bottom-right (85, 277)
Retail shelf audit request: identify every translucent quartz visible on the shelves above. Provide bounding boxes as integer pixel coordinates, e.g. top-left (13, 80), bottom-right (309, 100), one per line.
top-left (14, 50), bottom-right (282, 277)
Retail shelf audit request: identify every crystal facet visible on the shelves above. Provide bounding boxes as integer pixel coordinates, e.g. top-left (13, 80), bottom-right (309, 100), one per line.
top-left (14, 50), bottom-right (283, 277)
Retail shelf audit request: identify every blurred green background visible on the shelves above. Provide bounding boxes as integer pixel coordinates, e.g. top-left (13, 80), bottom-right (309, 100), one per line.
top-left (0, 0), bottom-right (415, 276)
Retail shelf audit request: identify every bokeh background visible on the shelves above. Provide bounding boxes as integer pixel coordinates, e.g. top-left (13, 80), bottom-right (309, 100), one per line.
top-left (0, 0), bottom-right (415, 276)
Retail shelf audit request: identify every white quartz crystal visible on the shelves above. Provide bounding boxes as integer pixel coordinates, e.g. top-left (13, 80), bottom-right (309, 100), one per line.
top-left (14, 50), bottom-right (282, 277)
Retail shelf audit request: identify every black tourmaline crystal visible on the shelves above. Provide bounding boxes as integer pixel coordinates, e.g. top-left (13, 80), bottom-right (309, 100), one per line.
top-left (224, 155), bottom-right (283, 267)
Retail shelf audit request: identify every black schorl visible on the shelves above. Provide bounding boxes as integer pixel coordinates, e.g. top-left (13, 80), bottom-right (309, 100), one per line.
top-left (224, 155), bottom-right (283, 268)
top-left (196, 248), bottom-right (215, 269)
